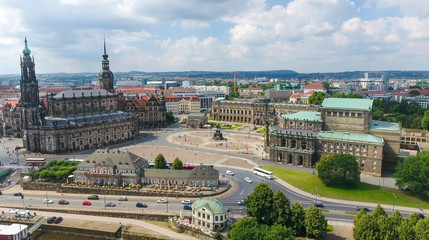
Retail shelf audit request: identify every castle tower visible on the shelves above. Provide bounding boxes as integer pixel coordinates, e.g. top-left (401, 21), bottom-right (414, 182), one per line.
top-left (98, 36), bottom-right (114, 93)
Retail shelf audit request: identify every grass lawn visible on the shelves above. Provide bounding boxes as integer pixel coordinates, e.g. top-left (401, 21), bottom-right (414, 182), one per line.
top-left (263, 166), bottom-right (429, 209)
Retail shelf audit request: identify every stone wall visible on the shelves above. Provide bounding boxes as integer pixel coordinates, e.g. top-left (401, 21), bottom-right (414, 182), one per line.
top-left (21, 181), bottom-right (230, 198)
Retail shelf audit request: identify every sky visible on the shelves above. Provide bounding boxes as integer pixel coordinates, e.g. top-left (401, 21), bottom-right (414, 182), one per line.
top-left (1, 0), bottom-right (429, 74)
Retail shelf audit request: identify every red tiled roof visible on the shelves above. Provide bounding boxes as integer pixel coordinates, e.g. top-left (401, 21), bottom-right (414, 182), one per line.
top-left (358, 90), bottom-right (387, 95)
top-left (2, 100), bottom-right (19, 109)
top-left (305, 83), bottom-right (325, 89)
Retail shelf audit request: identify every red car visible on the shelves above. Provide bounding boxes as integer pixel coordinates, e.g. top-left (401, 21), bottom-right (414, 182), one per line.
top-left (82, 201), bottom-right (91, 206)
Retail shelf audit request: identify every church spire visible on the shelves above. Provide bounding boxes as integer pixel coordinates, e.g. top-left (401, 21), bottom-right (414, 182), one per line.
top-left (99, 35), bottom-right (114, 93)
top-left (103, 34), bottom-right (108, 60)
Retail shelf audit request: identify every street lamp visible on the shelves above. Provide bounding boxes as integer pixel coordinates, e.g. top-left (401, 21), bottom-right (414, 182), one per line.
top-left (315, 187), bottom-right (319, 202)
top-left (393, 193), bottom-right (397, 211)
top-left (104, 191), bottom-right (106, 210)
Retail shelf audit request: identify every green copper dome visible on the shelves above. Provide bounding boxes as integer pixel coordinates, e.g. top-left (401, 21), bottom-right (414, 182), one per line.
top-left (22, 37), bottom-right (31, 56)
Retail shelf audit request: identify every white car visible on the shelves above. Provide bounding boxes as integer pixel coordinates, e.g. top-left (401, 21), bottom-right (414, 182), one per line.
top-left (43, 199), bottom-right (54, 204)
top-left (181, 199), bottom-right (192, 204)
top-left (226, 170), bottom-right (234, 176)
top-left (244, 177), bottom-right (252, 183)
top-left (157, 199), bottom-right (169, 204)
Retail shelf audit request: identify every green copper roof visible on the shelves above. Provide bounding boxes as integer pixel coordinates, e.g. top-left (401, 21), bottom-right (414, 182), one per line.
top-left (192, 198), bottom-right (228, 214)
top-left (22, 37), bottom-right (31, 56)
top-left (321, 98), bottom-right (373, 111)
top-left (317, 131), bottom-right (384, 144)
top-left (370, 120), bottom-right (401, 132)
top-left (280, 111), bottom-right (323, 122)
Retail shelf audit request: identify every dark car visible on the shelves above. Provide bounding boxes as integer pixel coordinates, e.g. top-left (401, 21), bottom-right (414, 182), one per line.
top-left (58, 199), bottom-right (69, 205)
top-left (105, 202), bottom-right (116, 207)
top-left (184, 205), bottom-right (192, 210)
top-left (136, 202), bottom-right (148, 208)
top-left (88, 195), bottom-right (99, 200)
top-left (13, 192), bottom-right (22, 197)
top-left (313, 201), bottom-right (324, 208)
top-left (46, 216), bottom-right (57, 224)
top-left (356, 206), bottom-right (370, 212)
top-left (417, 213), bottom-right (425, 219)
top-left (54, 216), bottom-right (63, 224)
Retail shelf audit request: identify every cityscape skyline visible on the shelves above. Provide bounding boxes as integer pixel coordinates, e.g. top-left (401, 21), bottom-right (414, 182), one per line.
top-left (0, 0), bottom-right (429, 75)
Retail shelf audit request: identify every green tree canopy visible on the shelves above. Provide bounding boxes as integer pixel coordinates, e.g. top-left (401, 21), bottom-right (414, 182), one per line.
top-left (398, 217), bottom-right (417, 240)
top-left (315, 154), bottom-right (360, 186)
top-left (409, 90), bottom-right (421, 97)
top-left (265, 225), bottom-right (295, 240)
top-left (172, 157), bottom-right (183, 170)
top-left (228, 217), bottom-right (269, 240)
top-left (308, 91), bottom-right (326, 105)
top-left (273, 190), bottom-right (292, 227)
top-left (291, 202), bottom-right (306, 237)
top-left (353, 215), bottom-right (381, 240)
top-left (415, 217), bottom-right (429, 240)
top-left (154, 153), bottom-right (167, 169)
top-left (245, 183), bottom-right (275, 225)
top-left (304, 205), bottom-right (327, 240)
top-left (166, 111), bottom-right (176, 123)
top-left (421, 110), bottom-right (429, 130)
top-left (332, 92), bottom-right (346, 98)
top-left (354, 207), bottom-right (368, 226)
top-left (394, 151), bottom-right (429, 198)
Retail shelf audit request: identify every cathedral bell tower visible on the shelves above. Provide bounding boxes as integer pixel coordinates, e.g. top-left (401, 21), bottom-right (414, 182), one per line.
top-left (98, 37), bottom-right (114, 93)
top-left (19, 37), bottom-right (41, 127)
top-left (19, 37), bottom-right (42, 152)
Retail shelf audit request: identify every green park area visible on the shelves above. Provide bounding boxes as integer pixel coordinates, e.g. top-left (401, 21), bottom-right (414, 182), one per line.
top-left (263, 166), bottom-right (429, 210)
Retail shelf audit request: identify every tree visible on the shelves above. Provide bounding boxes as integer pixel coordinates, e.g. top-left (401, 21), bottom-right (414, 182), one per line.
top-left (332, 92), bottom-right (346, 98)
top-left (265, 225), bottom-right (295, 240)
top-left (408, 90), bottom-right (421, 97)
top-left (308, 91), bottom-right (326, 105)
top-left (214, 231), bottom-right (223, 240)
top-left (354, 207), bottom-right (368, 226)
top-left (291, 202), bottom-right (306, 237)
top-left (394, 151), bottom-right (429, 198)
top-left (272, 190), bottom-right (292, 227)
top-left (421, 110), bottom-right (429, 130)
top-left (353, 215), bottom-right (381, 240)
top-left (245, 183), bottom-right (275, 225)
top-left (304, 205), bottom-right (327, 240)
top-left (398, 217), bottom-right (417, 240)
top-left (415, 217), bottom-right (429, 240)
top-left (166, 111), bottom-right (175, 123)
top-left (372, 204), bottom-right (388, 219)
top-left (315, 154), bottom-right (360, 186)
top-left (228, 217), bottom-right (268, 240)
top-left (154, 153), bottom-right (167, 169)
top-left (347, 93), bottom-right (363, 98)
top-left (172, 157), bottom-right (183, 170)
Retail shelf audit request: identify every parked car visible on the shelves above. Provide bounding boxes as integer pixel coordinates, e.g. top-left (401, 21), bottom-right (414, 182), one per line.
top-left (183, 205), bottom-right (192, 210)
top-left (417, 213), bottom-right (426, 219)
top-left (54, 216), bottom-right (63, 224)
top-left (46, 216), bottom-right (57, 224)
top-left (181, 200), bottom-right (192, 204)
top-left (82, 201), bottom-right (92, 206)
top-left (43, 199), bottom-right (54, 204)
top-left (244, 177), bottom-right (252, 183)
top-left (118, 196), bottom-right (128, 201)
top-left (88, 195), bottom-right (99, 200)
top-left (105, 202), bottom-right (116, 207)
top-left (313, 201), bottom-right (324, 208)
top-left (226, 170), bottom-right (234, 176)
top-left (136, 202), bottom-right (148, 208)
top-left (237, 200), bottom-right (245, 205)
top-left (58, 199), bottom-right (69, 205)
top-left (157, 199), bottom-right (168, 204)
top-left (13, 192), bottom-right (22, 197)
top-left (356, 206), bottom-right (370, 212)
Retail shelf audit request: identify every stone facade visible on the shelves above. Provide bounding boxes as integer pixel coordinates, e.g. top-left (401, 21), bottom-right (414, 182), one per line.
top-left (192, 198), bottom-right (228, 232)
top-left (3, 38), bottom-right (139, 153)
top-left (142, 165), bottom-right (219, 187)
top-left (211, 97), bottom-right (401, 176)
top-left (73, 149), bottom-right (148, 186)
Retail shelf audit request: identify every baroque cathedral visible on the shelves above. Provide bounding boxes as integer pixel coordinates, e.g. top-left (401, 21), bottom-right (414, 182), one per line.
top-left (3, 38), bottom-right (166, 153)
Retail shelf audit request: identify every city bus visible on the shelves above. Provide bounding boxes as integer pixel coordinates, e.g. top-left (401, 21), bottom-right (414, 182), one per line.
top-left (253, 167), bottom-right (274, 179)
top-left (26, 158), bottom-right (46, 167)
